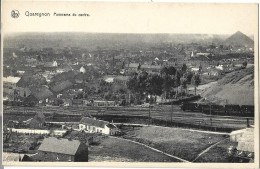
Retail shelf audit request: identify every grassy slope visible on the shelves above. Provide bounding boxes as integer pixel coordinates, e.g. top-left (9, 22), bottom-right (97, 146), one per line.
top-left (200, 67), bottom-right (254, 105)
top-left (124, 126), bottom-right (227, 161)
top-left (88, 136), bottom-right (180, 162)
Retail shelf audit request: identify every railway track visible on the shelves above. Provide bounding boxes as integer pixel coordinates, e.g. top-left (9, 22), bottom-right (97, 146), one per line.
top-left (3, 105), bottom-right (254, 130)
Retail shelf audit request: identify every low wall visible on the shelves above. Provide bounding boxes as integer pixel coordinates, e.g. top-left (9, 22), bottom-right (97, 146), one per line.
top-left (7, 128), bottom-right (67, 136)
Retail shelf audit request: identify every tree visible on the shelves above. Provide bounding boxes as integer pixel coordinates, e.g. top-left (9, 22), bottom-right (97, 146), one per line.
top-left (174, 71), bottom-right (181, 98)
top-left (199, 63), bottom-right (202, 73)
top-left (126, 73), bottom-right (138, 93)
top-left (161, 74), bottom-right (172, 100)
top-left (180, 75), bottom-right (187, 96)
top-left (127, 71), bottom-right (149, 104)
top-left (181, 64), bottom-right (187, 73)
top-left (242, 61), bottom-right (247, 68)
top-left (160, 66), bottom-right (177, 100)
top-left (191, 73), bottom-right (201, 95)
top-left (185, 71), bottom-right (193, 84)
top-left (147, 74), bottom-right (163, 97)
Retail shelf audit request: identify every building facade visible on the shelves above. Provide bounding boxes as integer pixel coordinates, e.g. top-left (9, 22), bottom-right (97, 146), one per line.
top-left (79, 117), bottom-right (119, 135)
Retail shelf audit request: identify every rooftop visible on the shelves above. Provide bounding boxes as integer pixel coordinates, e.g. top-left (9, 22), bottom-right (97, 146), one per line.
top-left (51, 80), bottom-right (73, 93)
top-left (38, 137), bottom-right (81, 155)
top-left (80, 117), bottom-right (109, 128)
top-left (237, 128), bottom-right (254, 152)
top-left (141, 64), bottom-right (161, 69)
top-left (31, 86), bottom-right (53, 100)
top-left (3, 76), bottom-right (21, 84)
top-left (128, 63), bottom-right (139, 68)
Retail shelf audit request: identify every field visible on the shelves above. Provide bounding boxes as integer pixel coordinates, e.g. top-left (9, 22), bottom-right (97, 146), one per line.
top-left (121, 126), bottom-right (228, 162)
top-left (88, 136), bottom-right (181, 162)
top-left (194, 139), bottom-right (238, 162)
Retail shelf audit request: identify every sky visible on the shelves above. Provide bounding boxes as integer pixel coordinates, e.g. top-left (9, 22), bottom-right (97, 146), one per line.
top-left (2, 1), bottom-right (258, 36)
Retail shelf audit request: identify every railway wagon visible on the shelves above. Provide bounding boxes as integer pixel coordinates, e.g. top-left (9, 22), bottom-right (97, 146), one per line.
top-left (224, 105), bottom-right (241, 116)
top-left (240, 105), bottom-right (254, 117)
top-left (180, 102), bottom-right (202, 112)
top-left (201, 104), bottom-right (225, 115)
top-left (181, 102), bottom-right (254, 117)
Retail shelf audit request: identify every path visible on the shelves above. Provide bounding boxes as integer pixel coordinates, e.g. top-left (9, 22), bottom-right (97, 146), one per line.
top-left (192, 138), bottom-right (229, 162)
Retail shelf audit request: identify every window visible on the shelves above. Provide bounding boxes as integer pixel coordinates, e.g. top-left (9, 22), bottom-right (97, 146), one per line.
top-left (68, 156), bottom-right (72, 162)
top-left (56, 154), bottom-right (59, 161)
top-left (97, 129), bottom-right (99, 132)
top-left (100, 130), bottom-right (102, 133)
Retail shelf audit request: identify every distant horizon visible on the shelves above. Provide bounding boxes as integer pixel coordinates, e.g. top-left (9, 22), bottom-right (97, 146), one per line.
top-left (3, 31), bottom-right (254, 38)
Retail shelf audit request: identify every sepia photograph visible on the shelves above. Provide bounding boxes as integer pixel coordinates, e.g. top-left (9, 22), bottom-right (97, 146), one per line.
top-left (1, 1), bottom-right (259, 168)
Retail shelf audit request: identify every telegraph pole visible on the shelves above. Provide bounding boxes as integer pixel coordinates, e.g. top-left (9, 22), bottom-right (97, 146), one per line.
top-left (148, 104), bottom-right (154, 126)
top-left (171, 101), bottom-right (173, 123)
top-left (210, 102), bottom-right (212, 126)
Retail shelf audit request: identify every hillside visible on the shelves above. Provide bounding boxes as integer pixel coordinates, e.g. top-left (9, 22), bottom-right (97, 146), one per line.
top-left (4, 33), bottom-right (227, 50)
top-left (225, 31), bottom-right (254, 47)
top-left (200, 67), bottom-right (254, 105)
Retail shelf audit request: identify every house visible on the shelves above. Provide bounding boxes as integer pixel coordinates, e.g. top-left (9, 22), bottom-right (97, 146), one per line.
top-left (216, 65), bottom-right (224, 70)
top-left (28, 112), bottom-right (45, 129)
top-left (230, 127), bottom-right (254, 161)
top-left (79, 117), bottom-right (119, 135)
top-left (75, 73), bottom-right (88, 84)
top-left (79, 66), bottom-right (86, 73)
top-left (236, 128), bottom-right (254, 153)
top-left (210, 68), bottom-right (221, 76)
top-left (3, 76), bottom-right (21, 98)
top-left (141, 64), bottom-right (161, 74)
top-left (16, 72), bottom-right (47, 88)
top-left (113, 76), bottom-right (130, 86)
top-left (72, 99), bottom-right (83, 105)
top-left (127, 63), bottom-right (140, 74)
top-left (50, 80), bottom-right (74, 93)
top-left (230, 128), bottom-right (247, 142)
top-left (25, 58), bottom-right (37, 67)
top-left (30, 86), bottom-right (53, 104)
top-left (191, 67), bottom-right (200, 72)
top-left (3, 152), bottom-right (26, 162)
top-left (92, 100), bottom-right (116, 107)
top-left (103, 76), bottom-right (114, 83)
top-left (35, 137), bottom-right (88, 162)
top-left (62, 99), bottom-right (73, 107)
top-left (50, 71), bottom-right (76, 83)
top-left (44, 61), bottom-right (58, 68)
top-left (195, 53), bottom-right (211, 57)
top-left (3, 76), bottom-right (20, 90)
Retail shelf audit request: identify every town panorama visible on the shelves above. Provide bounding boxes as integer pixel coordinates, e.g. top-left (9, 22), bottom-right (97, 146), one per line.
top-left (2, 32), bottom-right (255, 163)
